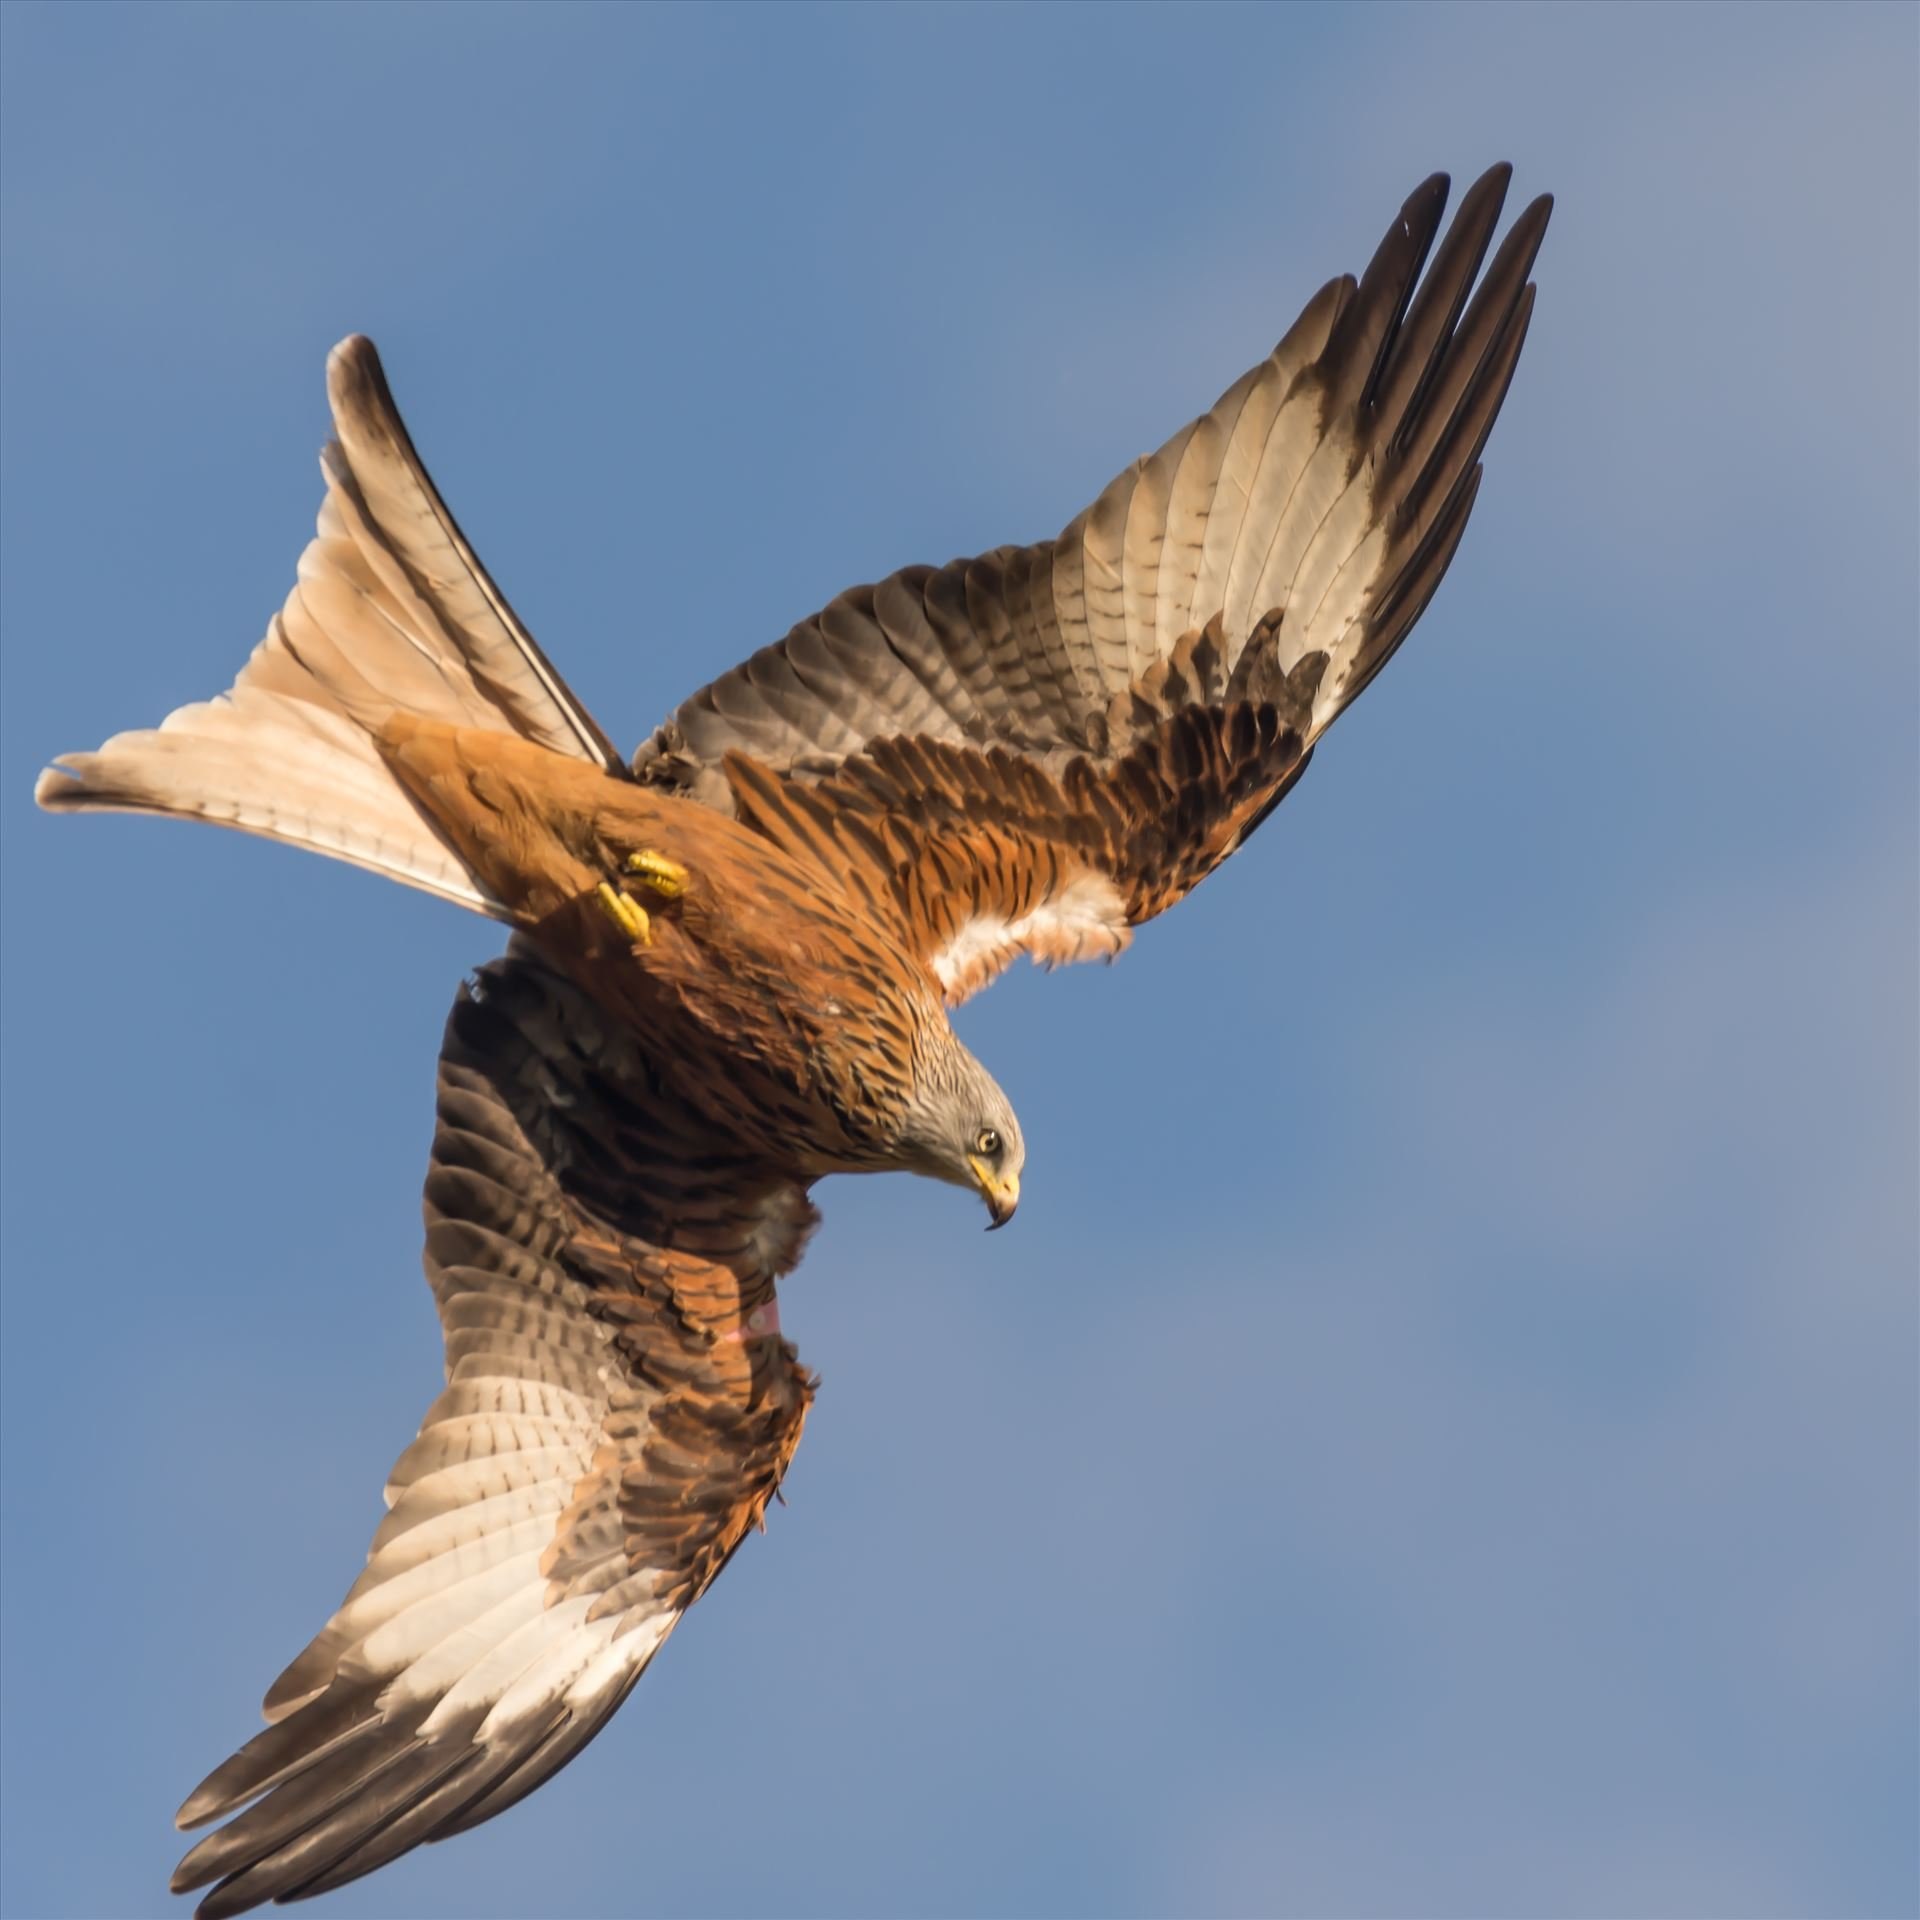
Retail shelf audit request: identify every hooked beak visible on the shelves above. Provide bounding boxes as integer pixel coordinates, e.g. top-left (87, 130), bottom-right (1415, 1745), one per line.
top-left (968, 1157), bottom-right (1020, 1230)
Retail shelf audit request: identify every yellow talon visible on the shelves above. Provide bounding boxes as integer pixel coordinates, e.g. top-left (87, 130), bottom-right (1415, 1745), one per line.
top-left (595, 882), bottom-right (651, 948)
top-left (594, 851), bottom-right (684, 952)
top-left (623, 849), bottom-right (689, 899)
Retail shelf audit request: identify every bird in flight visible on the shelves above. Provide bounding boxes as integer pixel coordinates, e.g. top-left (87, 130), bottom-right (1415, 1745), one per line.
top-left (37, 165), bottom-right (1550, 1916)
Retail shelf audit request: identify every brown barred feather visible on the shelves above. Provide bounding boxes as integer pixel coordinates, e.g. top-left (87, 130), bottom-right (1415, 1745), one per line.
top-left (720, 639), bottom-right (1321, 1003)
top-left (637, 168), bottom-right (1550, 905)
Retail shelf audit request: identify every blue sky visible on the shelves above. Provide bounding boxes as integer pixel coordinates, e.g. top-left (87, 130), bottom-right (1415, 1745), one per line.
top-left (2, 5), bottom-right (1913, 1917)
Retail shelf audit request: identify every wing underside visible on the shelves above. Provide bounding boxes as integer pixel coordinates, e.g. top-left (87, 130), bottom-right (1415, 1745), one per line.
top-left (170, 954), bottom-right (815, 1919)
top-left (635, 167), bottom-right (1550, 1001)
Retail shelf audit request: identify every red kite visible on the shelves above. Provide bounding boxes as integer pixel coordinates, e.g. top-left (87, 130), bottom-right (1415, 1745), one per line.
top-left (38, 167), bottom-right (1550, 1916)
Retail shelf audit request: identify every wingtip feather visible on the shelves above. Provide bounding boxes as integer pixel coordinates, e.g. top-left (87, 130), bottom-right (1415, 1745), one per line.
top-left (1401, 169), bottom-right (1453, 226)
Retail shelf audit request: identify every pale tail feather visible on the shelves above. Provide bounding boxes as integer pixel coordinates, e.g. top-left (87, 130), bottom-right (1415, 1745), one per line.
top-left (34, 336), bottom-right (620, 918)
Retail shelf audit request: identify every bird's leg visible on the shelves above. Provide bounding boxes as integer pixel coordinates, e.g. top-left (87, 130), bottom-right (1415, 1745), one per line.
top-left (623, 849), bottom-right (689, 899)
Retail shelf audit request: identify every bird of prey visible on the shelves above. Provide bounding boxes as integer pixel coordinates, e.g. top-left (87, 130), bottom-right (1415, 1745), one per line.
top-left (36, 166), bottom-right (1550, 1916)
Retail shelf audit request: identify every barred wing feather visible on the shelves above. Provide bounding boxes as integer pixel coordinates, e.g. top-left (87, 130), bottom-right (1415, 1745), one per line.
top-left (637, 168), bottom-right (1550, 1003)
top-left (171, 955), bottom-right (814, 1919)
top-left (637, 166), bottom-right (1548, 785)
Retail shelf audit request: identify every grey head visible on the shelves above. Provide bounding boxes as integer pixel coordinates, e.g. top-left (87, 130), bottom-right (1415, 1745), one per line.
top-left (894, 1026), bottom-right (1024, 1227)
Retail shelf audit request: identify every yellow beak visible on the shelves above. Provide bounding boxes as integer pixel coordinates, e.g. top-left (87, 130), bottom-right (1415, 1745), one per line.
top-left (968, 1157), bottom-right (1020, 1230)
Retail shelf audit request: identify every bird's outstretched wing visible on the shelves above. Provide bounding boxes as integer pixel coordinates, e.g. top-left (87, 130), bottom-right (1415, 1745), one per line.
top-left (634, 167), bottom-right (1550, 1002)
top-left (171, 954), bottom-right (815, 1920)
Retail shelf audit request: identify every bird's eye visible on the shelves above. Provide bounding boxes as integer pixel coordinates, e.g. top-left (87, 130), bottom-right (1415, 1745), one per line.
top-left (975, 1127), bottom-right (1001, 1158)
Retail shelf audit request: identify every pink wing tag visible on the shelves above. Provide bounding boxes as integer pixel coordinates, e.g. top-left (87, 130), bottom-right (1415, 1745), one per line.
top-left (727, 1297), bottom-right (782, 1342)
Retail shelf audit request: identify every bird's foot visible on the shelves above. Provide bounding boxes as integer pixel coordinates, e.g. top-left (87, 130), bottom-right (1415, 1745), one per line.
top-left (593, 851), bottom-right (688, 953)
top-left (595, 882), bottom-right (652, 948)
top-left (623, 849), bottom-right (689, 899)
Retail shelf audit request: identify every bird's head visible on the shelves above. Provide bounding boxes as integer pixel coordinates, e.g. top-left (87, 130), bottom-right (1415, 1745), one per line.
top-left (897, 1036), bottom-right (1024, 1228)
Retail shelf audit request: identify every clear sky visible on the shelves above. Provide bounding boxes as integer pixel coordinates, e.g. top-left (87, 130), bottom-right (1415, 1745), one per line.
top-left (2, 5), bottom-right (1914, 1917)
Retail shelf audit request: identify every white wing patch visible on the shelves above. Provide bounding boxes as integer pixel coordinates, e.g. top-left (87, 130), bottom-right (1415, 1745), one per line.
top-left (930, 871), bottom-right (1130, 1005)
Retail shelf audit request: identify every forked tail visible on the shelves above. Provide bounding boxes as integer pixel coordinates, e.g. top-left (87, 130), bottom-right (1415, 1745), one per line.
top-left (34, 336), bottom-right (623, 917)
